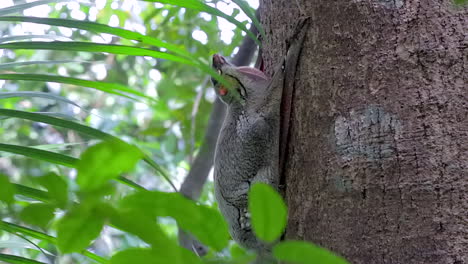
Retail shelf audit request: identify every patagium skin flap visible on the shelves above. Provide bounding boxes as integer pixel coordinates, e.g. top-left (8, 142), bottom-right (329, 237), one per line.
top-left (211, 53), bottom-right (280, 252)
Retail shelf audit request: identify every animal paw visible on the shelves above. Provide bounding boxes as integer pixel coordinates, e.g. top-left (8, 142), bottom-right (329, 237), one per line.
top-left (239, 208), bottom-right (252, 230)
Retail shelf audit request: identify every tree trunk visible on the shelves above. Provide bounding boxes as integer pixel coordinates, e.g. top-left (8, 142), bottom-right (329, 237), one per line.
top-left (260, 1), bottom-right (467, 263)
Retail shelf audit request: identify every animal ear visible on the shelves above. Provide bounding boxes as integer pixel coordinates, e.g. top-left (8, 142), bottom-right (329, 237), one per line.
top-left (236, 66), bottom-right (269, 82)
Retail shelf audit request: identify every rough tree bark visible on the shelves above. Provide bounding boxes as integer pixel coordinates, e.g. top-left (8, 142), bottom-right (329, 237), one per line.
top-left (260, 1), bottom-right (467, 263)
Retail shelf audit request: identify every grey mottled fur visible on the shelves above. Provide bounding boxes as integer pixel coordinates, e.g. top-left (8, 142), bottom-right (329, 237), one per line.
top-left (212, 58), bottom-right (281, 253)
top-left (212, 17), bottom-right (309, 258)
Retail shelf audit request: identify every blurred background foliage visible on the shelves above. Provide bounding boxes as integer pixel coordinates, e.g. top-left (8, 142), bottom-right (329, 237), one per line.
top-left (0, 0), bottom-right (257, 263)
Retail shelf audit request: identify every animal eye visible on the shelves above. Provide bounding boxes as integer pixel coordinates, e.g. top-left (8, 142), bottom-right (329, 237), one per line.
top-left (238, 86), bottom-right (247, 98)
top-left (211, 77), bottom-right (218, 86)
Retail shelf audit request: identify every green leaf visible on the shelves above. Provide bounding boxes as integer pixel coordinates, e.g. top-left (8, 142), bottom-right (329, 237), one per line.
top-left (0, 109), bottom-right (170, 190)
top-left (19, 203), bottom-right (56, 229)
top-left (0, 60), bottom-right (88, 70)
top-left (0, 221), bottom-right (55, 243)
top-left (114, 175), bottom-right (146, 191)
top-left (0, 41), bottom-right (229, 87)
top-left (0, 144), bottom-right (131, 191)
top-left (0, 35), bottom-right (67, 43)
top-left (248, 183), bottom-right (287, 242)
top-left (13, 184), bottom-right (50, 203)
top-left (0, 109), bottom-right (113, 140)
top-left (110, 248), bottom-right (158, 264)
top-left (0, 73), bottom-right (149, 102)
top-left (0, 0), bottom-right (72, 16)
top-left (76, 140), bottom-right (143, 191)
top-left (0, 143), bottom-right (78, 167)
top-left (0, 91), bottom-right (82, 109)
top-left (142, 0), bottom-right (260, 45)
top-left (232, 0), bottom-right (265, 37)
top-left (0, 41), bottom-right (193, 66)
top-left (273, 241), bottom-right (350, 264)
top-left (109, 247), bottom-right (202, 264)
top-left (0, 253), bottom-right (46, 264)
top-left (36, 173), bottom-right (68, 208)
top-left (109, 208), bottom-right (170, 246)
top-left (0, 221), bottom-right (107, 264)
top-left (107, 206), bottom-right (202, 264)
top-left (2, 111), bottom-right (78, 122)
top-left (0, 16), bottom-right (192, 61)
top-left (0, 174), bottom-right (15, 204)
top-left (0, 144), bottom-right (143, 192)
top-left (230, 243), bottom-right (255, 262)
top-left (120, 191), bottom-right (229, 251)
top-left (56, 204), bottom-right (105, 254)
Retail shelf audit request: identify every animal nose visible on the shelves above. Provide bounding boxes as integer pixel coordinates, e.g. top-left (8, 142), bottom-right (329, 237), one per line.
top-left (212, 54), bottom-right (226, 69)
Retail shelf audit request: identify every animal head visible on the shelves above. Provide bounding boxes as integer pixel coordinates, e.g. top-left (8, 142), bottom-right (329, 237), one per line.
top-left (211, 54), bottom-right (270, 107)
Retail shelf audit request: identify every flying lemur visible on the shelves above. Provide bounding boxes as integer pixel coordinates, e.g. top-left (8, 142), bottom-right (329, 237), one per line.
top-left (212, 18), bottom-right (309, 257)
top-left (212, 53), bottom-right (280, 252)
